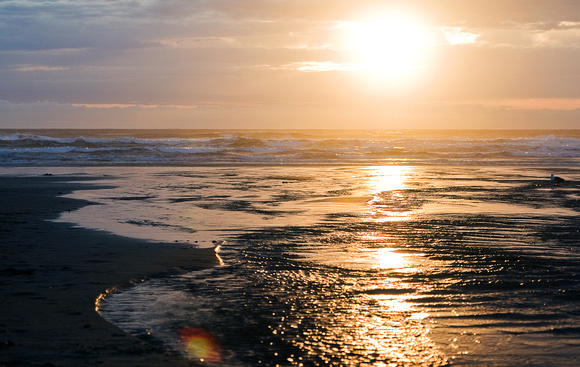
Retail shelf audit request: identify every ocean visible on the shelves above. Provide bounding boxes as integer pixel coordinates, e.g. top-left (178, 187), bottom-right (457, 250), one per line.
top-left (2, 129), bottom-right (579, 366)
top-left (1, 129), bottom-right (579, 166)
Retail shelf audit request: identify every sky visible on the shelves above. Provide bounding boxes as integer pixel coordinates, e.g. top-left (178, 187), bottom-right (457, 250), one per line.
top-left (1, 0), bottom-right (580, 129)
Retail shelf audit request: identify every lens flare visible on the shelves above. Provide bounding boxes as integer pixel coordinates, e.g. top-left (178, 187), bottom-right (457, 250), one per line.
top-left (178, 327), bottom-right (222, 363)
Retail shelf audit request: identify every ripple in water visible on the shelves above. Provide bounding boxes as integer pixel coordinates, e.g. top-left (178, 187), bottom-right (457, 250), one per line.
top-left (99, 228), bottom-right (449, 366)
top-left (97, 165), bottom-right (580, 366)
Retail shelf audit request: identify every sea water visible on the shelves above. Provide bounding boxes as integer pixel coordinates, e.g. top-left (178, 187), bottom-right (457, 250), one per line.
top-left (1, 129), bottom-right (579, 166)
top-left (2, 130), bottom-right (579, 366)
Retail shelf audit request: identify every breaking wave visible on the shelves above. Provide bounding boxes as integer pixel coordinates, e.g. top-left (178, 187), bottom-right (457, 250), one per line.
top-left (1, 129), bottom-right (579, 166)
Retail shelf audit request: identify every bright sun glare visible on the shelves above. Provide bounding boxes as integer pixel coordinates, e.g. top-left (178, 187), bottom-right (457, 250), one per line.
top-left (370, 166), bottom-right (409, 193)
top-left (340, 10), bottom-right (432, 89)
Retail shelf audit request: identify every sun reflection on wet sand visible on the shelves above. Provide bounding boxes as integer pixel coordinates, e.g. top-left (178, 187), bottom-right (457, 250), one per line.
top-left (369, 166), bottom-right (410, 193)
top-left (96, 165), bottom-right (580, 366)
top-left (325, 166), bottom-right (444, 366)
top-left (365, 166), bottom-right (422, 223)
top-left (99, 166), bottom-right (450, 365)
top-left (329, 223), bottom-right (447, 366)
top-left (375, 248), bottom-right (408, 269)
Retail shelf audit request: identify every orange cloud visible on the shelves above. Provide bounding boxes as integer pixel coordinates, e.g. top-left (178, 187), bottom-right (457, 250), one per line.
top-left (71, 103), bottom-right (198, 110)
top-left (437, 98), bottom-right (580, 111)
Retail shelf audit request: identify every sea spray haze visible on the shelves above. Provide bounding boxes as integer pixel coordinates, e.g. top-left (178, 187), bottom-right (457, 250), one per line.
top-left (3, 129), bottom-right (579, 366)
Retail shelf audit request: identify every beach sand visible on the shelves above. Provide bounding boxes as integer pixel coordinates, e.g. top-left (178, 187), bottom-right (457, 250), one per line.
top-left (0, 175), bottom-right (220, 366)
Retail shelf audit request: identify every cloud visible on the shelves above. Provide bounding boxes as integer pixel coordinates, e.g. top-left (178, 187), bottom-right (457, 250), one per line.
top-left (434, 98), bottom-right (580, 111)
top-left (441, 27), bottom-right (479, 45)
top-left (156, 37), bottom-right (238, 49)
top-left (13, 64), bottom-right (70, 72)
top-left (0, 1), bottom-right (136, 51)
top-left (2, 0), bottom-right (580, 128)
top-left (532, 22), bottom-right (580, 47)
top-left (457, 19), bottom-right (580, 49)
top-left (71, 103), bottom-right (198, 110)
top-left (3, 1), bottom-right (580, 51)
top-left (3, 98), bottom-right (580, 130)
top-left (262, 61), bottom-right (358, 72)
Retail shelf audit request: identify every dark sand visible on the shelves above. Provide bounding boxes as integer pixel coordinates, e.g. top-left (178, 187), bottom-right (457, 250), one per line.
top-left (0, 175), bottom-right (220, 366)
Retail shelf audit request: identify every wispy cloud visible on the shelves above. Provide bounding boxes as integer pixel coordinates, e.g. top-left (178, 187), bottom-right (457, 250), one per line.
top-left (441, 27), bottom-right (479, 45)
top-left (71, 103), bottom-right (198, 110)
top-left (532, 22), bottom-right (580, 47)
top-left (70, 101), bottom-right (261, 110)
top-left (264, 61), bottom-right (359, 72)
top-left (156, 37), bottom-right (238, 49)
top-left (13, 64), bottom-right (69, 72)
top-left (436, 98), bottom-right (580, 111)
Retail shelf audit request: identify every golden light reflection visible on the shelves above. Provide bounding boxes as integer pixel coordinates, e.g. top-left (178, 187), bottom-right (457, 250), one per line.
top-left (371, 212), bottom-right (414, 222)
top-left (344, 297), bottom-right (444, 365)
top-left (374, 296), bottom-right (414, 312)
top-left (368, 166), bottom-right (409, 193)
top-left (366, 166), bottom-right (416, 222)
top-left (376, 248), bottom-right (407, 269)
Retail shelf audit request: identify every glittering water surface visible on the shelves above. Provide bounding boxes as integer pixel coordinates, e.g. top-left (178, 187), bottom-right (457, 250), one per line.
top-left (88, 166), bottom-right (580, 366)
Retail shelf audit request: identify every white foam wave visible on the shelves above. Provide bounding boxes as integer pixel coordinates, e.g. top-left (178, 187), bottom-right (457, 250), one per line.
top-left (1, 130), bottom-right (579, 166)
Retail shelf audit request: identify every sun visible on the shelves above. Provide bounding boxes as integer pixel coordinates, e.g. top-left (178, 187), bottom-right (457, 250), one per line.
top-left (339, 11), bottom-right (433, 89)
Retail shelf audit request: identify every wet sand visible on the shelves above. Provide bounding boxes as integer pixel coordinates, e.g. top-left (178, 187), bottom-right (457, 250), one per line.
top-left (0, 175), bottom-right (220, 366)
